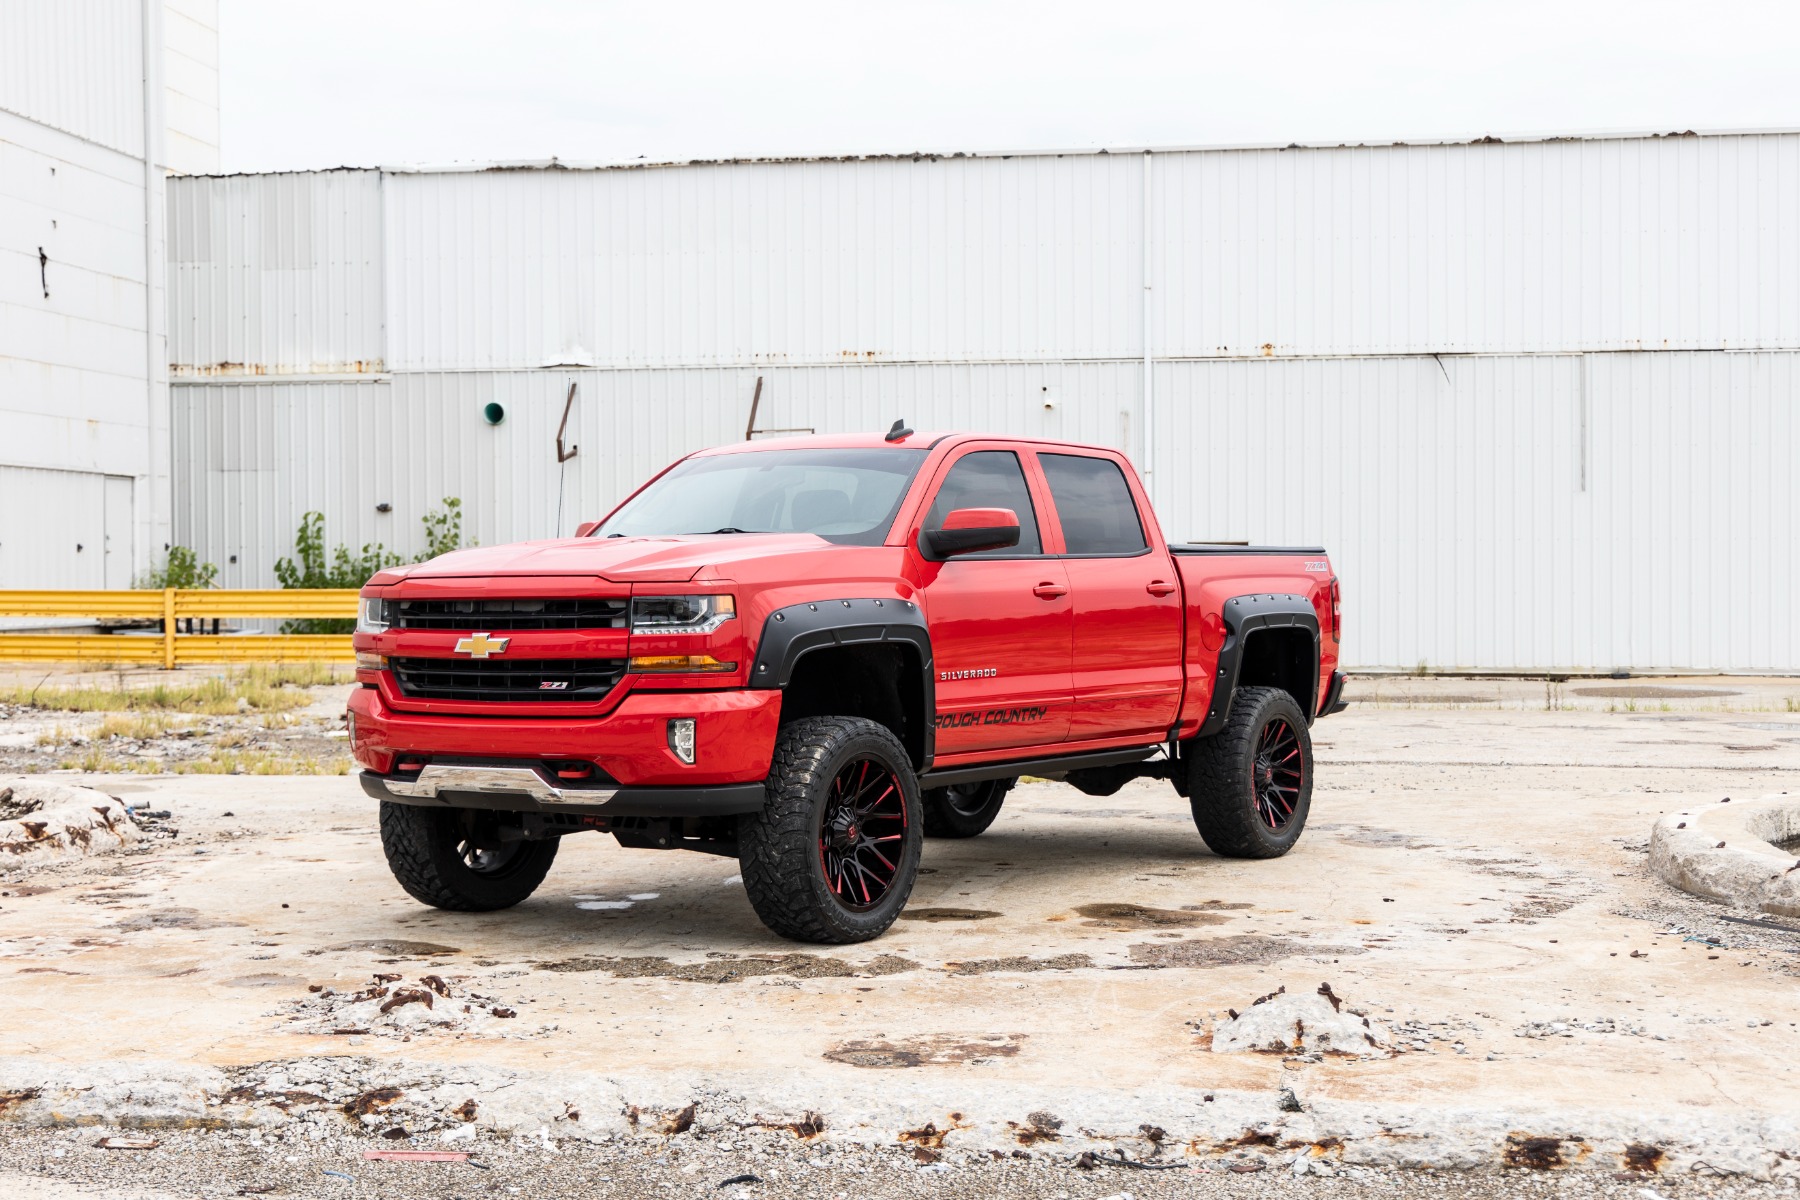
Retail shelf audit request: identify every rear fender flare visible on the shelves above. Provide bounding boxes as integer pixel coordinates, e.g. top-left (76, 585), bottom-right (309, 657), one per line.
top-left (1195, 592), bottom-right (1320, 739)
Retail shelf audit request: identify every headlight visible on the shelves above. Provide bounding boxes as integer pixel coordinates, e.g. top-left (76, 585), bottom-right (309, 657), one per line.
top-left (630, 594), bottom-right (735, 634)
top-left (356, 597), bottom-right (390, 634)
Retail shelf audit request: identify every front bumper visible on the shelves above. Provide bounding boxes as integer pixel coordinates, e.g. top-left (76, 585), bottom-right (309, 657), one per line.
top-left (348, 682), bottom-right (782, 786)
top-left (359, 765), bottom-right (765, 818)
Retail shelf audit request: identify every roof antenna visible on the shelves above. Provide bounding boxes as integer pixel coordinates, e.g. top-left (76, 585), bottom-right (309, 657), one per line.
top-left (884, 418), bottom-right (913, 442)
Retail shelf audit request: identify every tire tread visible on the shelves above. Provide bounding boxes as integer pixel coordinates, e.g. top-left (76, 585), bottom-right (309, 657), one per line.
top-left (1184, 686), bottom-right (1311, 859)
top-left (738, 716), bottom-right (919, 943)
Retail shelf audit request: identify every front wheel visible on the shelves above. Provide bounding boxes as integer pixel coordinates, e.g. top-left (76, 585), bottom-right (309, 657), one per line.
top-left (1182, 686), bottom-right (1313, 858)
top-left (738, 716), bottom-right (923, 944)
top-left (921, 777), bottom-right (1014, 838)
top-left (378, 802), bottom-right (559, 911)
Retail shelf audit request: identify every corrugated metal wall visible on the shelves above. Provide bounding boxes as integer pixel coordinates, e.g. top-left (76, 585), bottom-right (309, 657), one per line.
top-left (1150, 134), bottom-right (1800, 357)
top-left (1148, 351), bottom-right (1797, 673)
top-left (382, 156), bottom-right (1145, 370)
top-left (168, 170), bottom-right (384, 375)
top-left (0, 0), bottom-right (146, 157)
top-left (167, 132), bottom-right (1800, 672)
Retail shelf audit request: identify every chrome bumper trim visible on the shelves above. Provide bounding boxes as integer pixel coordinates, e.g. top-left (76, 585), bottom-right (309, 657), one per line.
top-left (379, 764), bottom-right (618, 807)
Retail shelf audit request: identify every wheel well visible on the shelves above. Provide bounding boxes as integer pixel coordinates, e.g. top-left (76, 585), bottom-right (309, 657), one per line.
top-left (1235, 628), bottom-right (1317, 719)
top-left (778, 643), bottom-right (927, 769)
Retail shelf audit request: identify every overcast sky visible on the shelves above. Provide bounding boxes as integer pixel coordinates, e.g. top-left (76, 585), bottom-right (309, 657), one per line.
top-left (219, 1), bottom-right (1800, 173)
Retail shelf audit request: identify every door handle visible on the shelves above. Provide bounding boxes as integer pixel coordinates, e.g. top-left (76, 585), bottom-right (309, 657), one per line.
top-left (1146, 580), bottom-right (1177, 597)
top-left (1032, 582), bottom-right (1068, 600)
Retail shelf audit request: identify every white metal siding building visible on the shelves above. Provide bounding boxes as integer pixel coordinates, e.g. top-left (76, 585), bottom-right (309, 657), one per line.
top-left (167, 131), bottom-right (1800, 673)
top-left (0, 0), bottom-right (220, 591)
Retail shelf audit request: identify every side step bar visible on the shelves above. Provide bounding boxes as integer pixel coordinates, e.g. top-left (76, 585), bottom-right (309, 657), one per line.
top-left (920, 746), bottom-right (1161, 790)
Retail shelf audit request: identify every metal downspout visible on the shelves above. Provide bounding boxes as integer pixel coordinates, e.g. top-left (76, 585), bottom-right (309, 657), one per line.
top-left (141, 0), bottom-right (165, 581)
top-left (1141, 149), bottom-right (1154, 498)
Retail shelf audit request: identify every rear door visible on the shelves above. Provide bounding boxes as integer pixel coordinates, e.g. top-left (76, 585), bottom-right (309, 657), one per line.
top-left (913, 447), bottom-right (1072, 755)
top-left (1036, 451), bottom-right (1183, 741)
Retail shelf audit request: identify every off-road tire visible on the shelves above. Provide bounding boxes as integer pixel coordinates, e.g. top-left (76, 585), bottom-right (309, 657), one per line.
top-left (378, 801), bottom-right (559, 911)
top-left (921, 777), bottom-right (1014, 838)
top-left (738, 716), bottom-right (923, 944)
top-left (1183, 685), bottom-right (1313, 858)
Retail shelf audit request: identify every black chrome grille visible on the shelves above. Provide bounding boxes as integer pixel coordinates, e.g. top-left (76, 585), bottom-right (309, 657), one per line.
top-left (391, 657), bottom-right (627, 702)
top-left (393, 598), bottom-right (629, 631)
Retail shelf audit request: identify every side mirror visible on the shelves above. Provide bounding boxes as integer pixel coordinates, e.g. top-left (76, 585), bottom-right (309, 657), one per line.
top-left (923, 507), bottom-right (1020, 559)
top-left (574, 520), bottom-right (601, 538)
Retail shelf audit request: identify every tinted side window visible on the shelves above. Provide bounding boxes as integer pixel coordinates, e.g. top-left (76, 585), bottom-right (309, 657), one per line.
top-left (1040, 454), bottom-right (1148, 555)
top-left (925, 451), bottom-right (1042, 556)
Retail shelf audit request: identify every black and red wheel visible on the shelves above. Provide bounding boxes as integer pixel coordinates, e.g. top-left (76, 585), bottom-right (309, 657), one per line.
top-left (1182, 685), bottom-right (1313, 858)
top-left (738, 716), bottom-right (923, 943)
top-left (378, 803), bottom-right (559, 911)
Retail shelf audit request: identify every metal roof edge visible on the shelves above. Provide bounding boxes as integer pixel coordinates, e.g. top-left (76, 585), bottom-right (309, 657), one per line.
top-left (188, 126), bottom-right (1800, 179)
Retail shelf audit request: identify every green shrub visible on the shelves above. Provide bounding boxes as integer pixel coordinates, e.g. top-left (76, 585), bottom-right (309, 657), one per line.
top-left (274, 512), bottom-right (404, 633)
top-left (273, 501), bottom-right (469, 632)
top-left (421, 496), bottom-right (468, 560)
top-left (136, 546), bottom-right (219, 590)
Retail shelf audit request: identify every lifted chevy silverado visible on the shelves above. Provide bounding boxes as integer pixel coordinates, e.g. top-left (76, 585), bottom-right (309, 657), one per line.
top-left (350, 428), bottom-right (1345, 943)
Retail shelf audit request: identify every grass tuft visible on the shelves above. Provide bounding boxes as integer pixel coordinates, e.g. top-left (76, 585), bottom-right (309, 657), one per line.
top-left (1, 663), bottom-right (347, 716)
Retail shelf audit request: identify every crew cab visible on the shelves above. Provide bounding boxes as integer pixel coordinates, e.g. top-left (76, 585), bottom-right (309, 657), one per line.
top-left (350, 428), bottom-right (1345, 943)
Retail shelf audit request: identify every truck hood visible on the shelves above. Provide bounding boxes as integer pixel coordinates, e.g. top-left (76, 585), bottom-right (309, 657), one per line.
top-left (382, 533), bottom-right (843, 585)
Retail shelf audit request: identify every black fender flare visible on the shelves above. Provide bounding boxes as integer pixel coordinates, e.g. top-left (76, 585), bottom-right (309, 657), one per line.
top-left (749, 598), bottom-right (936, 767)
top-left (1195, 592), bottom-right (1321, 739)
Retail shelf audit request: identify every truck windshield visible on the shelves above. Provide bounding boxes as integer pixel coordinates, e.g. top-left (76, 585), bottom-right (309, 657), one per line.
top-left (593, 447), bottom-right (927, 546)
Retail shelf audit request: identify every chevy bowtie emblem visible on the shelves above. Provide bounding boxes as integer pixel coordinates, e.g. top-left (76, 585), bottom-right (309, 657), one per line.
top-left (453, 632), bottom-right (510, 658)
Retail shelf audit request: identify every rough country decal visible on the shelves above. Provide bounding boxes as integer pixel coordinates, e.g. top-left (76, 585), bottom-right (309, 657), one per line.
top-left (935, 706), bottom-right (1048, 730)
top-left (940, 667), bottom-right (999, 681)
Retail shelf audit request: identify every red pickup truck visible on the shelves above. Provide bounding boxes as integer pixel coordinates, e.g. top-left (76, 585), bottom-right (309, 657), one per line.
top-left (349, 428), bottom-right (1344, 943)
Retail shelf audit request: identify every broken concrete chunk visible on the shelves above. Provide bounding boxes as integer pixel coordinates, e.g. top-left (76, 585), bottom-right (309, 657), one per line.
top-left (0, 782), bottom-right (140, 862)
top-left (1212, 986), bottom-right (1390, 1056)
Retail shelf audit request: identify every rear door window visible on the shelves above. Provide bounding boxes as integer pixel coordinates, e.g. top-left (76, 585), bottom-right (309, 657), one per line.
top-left (1040, 454), bottom-right (1148, 555)
top-left (925, 451), bottom-right (1042, 556)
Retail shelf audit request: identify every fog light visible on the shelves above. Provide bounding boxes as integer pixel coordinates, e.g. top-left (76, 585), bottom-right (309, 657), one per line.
top-left (667, 718), bottom-right (696, 765)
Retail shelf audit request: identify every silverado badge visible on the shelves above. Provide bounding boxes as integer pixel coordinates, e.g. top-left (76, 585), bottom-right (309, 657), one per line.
top-left (453, 632), bottom-right (510, 658)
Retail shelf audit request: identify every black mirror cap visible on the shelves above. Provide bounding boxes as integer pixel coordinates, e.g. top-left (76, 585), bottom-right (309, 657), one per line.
top-left (922, 523), bottom-right (1021, 559)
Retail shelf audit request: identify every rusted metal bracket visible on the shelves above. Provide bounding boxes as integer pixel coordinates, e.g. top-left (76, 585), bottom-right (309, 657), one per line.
top-left (744, 375), bottom-right (763, 441)
top-left (556, 382), bottom-right (579, 462)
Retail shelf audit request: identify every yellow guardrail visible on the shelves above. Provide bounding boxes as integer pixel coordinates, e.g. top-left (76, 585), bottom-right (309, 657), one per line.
top-left (0, 589), bottom-right (359, 666)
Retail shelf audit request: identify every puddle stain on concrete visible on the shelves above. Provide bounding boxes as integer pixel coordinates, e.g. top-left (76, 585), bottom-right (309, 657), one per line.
top-left (112, 907), bottom-right (240, 932)
top-left (824, 1033), bottom-right (1024, 1069)
top-left (944, 953), bottom-right (1094, 975)
top-left (222, 973), bottom-right (305, 988)
top-left (313, 940), bottom-right (460, 958)
top-left (1126, 935), bottom-right (1363, 969)
top-left (898, 908), bottom-right (1002, 922)
top-left (537, 952), bottom-right (917, 984)
top-left (1072, 902), bottom-right (1230, 930)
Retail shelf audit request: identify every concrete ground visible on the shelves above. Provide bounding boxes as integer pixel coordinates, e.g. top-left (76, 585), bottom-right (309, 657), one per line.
top-left (2, 673), bottom-right (1799, 1198)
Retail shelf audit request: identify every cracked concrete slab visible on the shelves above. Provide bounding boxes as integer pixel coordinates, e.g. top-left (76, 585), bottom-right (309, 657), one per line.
top-left (1, 679), bottom-right (1798, 1185)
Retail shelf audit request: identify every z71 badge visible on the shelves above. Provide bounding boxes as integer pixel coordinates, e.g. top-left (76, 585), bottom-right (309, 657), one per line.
top-left (1304, 560), bottom-right (1330, 572)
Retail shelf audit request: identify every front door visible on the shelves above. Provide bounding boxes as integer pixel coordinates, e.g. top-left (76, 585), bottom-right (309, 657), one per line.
top-left (1037, 451), bottom-right (1183, 741)
top-left (915, 448), bottom-right (1072, 755)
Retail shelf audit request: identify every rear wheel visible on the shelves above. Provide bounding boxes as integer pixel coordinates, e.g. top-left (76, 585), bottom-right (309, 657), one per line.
top-left (921, 777), bottom-right (1014, 838)
top-left (738, 716), bottom-right (922, 944)
top-left (1182, 685), bottom-right (1312, 858)
top-left (378, 802), bottom-right (559, 911)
